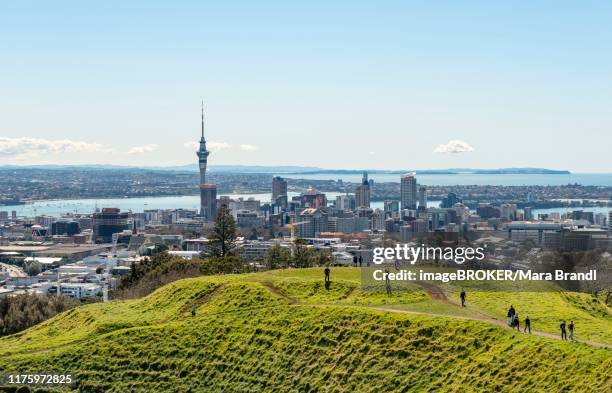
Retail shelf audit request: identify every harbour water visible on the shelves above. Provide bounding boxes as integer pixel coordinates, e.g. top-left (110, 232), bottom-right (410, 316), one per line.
top-left (1, 193), bottom-right (609, 218)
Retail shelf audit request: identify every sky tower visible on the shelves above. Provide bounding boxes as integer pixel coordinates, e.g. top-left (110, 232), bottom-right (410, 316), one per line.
top-left (197, 102), bottom-right (217, 220)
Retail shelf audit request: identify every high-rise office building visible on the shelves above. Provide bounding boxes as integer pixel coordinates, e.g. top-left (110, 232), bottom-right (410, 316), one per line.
top-left (51, 221), bottom-right (80, 236)
top-left (384, 200), bottom-right (399, 217)
top-left (92, 208), bottom-right (129, 243)
top-left (272, 176), bottom-right (288, 206)
top-left (441, 192), bottom-right (461, 208)
top-left (355, 172), bottom-right (371, 208)
top-left (400, 173), bottom-right (417, 210)
top-left (336, 194), bottom-right (356, 211)
top-left (418, 186), bottom-right (427, 210)
top-left (594, 212), bottom-right (606, 227)
top-left (197, 102), bottom-right (217, 220)
top-left (299, 189), bottom-right (327, 208)
top-left (298, 208), bottom-right (329, 238)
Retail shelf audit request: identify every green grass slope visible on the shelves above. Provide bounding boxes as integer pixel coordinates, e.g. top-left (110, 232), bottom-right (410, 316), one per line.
top-left (0, 268), bottom-right (610, 393)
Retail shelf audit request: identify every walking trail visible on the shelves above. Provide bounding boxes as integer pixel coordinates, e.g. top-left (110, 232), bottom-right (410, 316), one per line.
top-left (267, 280), bottom-right (612, 349)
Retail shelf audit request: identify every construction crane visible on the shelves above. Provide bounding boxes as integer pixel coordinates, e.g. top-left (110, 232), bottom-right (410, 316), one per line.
top-left (288, 221), bottom-right (310, 242)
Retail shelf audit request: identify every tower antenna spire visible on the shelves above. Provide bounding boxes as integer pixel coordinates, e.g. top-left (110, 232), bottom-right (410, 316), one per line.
top-left (201, 100), bottom-right (205, 141)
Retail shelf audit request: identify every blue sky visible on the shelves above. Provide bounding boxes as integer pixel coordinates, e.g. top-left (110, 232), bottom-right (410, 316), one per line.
top-left (1, 1), bottom-right (611, 171)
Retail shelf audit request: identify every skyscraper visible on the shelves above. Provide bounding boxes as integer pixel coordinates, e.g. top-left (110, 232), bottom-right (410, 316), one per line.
top-left (355, 171), bottom-right (371, 208)
top-left (272, 176), bottom-right (288, 206)
top-left (197, 102), bottom-right (217, 220)
top-left (400, 173), bottom-right (417, 210)
top-left (92, 208), bottom-right (129, 243)
top-left (418, 186), bottom-right (427, 210)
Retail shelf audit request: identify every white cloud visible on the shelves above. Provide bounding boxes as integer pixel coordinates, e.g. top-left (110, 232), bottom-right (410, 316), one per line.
top-left (0, 137), bottom-right (106, 159)
top-left (210, 142), bottom-right (232, 152)
top-left (183, 142), bottom-right (198, 150)
top-left (240, 144), bottom-right (258, 152)
top-left (128, 144), bottom-right (158, 154)
top-left (183, 141), bottom-right (232, 152)
top-left (433, 140), bottom-right (474, 154)
top-left (368, 151), bottom-right (376, 155)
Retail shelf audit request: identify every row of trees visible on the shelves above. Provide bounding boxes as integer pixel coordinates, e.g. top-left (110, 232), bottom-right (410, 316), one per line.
top-left (264, 239), bottom-right (334, 269)
top-left (0, 293), bottom-right (93, 337)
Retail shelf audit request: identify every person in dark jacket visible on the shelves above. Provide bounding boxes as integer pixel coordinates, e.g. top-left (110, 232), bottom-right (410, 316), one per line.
top-left (513, 314), bottom-right (520, 331)
top-left (507, 305), bottom-right (516, 326)
top-left (524, 316), bottom-right (531, 334)
top-left (560, 320), bottom-right (567, 340)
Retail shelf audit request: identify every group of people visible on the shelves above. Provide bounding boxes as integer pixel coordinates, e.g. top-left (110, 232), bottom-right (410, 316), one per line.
top-left (326, 271), bottom-right (578, 342)
top-left (506, 305), bottom-right (531, 334)
top-left (507, 305), bottom-right (577, 340)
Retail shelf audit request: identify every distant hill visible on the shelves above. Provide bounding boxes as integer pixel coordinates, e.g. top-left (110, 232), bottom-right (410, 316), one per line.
top-left (0, 268), bottom-right (609, 392)
top-left (0, 164), bottom-right (571, 175)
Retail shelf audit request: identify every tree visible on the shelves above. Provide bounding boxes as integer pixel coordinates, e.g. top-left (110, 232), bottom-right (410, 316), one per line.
top-left (0, 293), bottom-right (83, 336)
top-left (265, 244), bottom-right (291, 270)
top-left (200, 256), bottom-right (248, 275)
top-left (24, 260), bottom-right (42, 276)
top-left (208, 204), bottom-right (238, 257)
top-left (292, 238), bottom-right (315, 268)
top-left (315, 248), bottom-right (335, 267)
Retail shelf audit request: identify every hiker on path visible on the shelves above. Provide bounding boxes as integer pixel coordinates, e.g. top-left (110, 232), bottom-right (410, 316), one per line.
top-left (569, 321), bottom-right (575, 341)
top-left (191, 303), bottom-right (196, 317)
top-left (384, 267), bottom-right (392, 295)
top-left (513, 314), bottom-right (520, 331)
top-left (524, 316), bottom-right (531, 334)
top-left (507, 305), bottom-right (516, 326)
top-left (324, 267), bottom-right (330, 283)
top-left (560, 320), bottom-right (567, 340)
top-left (460, 290), bottom-right (466, 307)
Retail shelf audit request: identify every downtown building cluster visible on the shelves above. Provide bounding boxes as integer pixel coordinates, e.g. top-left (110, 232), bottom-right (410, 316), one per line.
top-left (1, 109), bottom-right (611, 300)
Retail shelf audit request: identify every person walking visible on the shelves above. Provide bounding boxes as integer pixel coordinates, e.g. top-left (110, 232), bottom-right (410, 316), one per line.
top-left (524, 315), bottom-right (531, 334)
top-left (569, 321), bottom-right (575, 341)
top-left (513, 314), bottom-right (520, 331)
top-left (191, 303), bottom-right (196, 317)
top-left (324, 266), bottom-right (331, 290)
top-left (560, 320), bottom-right (567, 340)
top-left (507, 305), bottom-right (516, 326)
top-left (460, 290), bottom-right (466, 307)
top-left (384, 267), bottom-right (392, 295)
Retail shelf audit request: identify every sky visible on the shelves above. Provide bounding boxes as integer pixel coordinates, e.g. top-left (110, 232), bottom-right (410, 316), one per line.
top-left (1, 1), bottom-right (611, 172)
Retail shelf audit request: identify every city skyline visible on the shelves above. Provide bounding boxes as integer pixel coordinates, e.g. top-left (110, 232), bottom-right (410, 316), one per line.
top-left (2, 2), bottom-right (612, 172)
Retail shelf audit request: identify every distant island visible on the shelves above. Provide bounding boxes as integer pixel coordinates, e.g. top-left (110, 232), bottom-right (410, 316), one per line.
top-left (282, 167), bottom-right (571, 175)
top-left (204, 165), bottom-right (571, 175)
